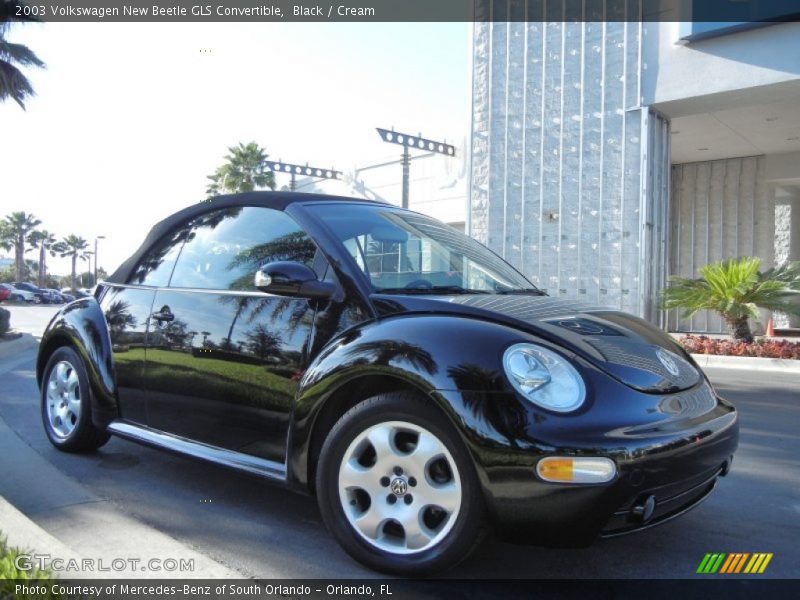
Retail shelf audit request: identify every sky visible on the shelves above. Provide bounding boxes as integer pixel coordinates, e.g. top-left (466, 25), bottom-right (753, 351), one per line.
top-left (1, 22), bottom-right (470, 276)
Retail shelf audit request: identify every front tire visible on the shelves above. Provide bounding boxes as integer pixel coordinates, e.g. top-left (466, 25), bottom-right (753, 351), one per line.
top-left (316, 392), bottom-right (486, 575)
top-left (41, 346), bottom-right (110, 452)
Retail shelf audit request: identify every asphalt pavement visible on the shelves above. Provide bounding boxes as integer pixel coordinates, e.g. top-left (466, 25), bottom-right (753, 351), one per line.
top-left (1, 304), bottom-right (798, 579)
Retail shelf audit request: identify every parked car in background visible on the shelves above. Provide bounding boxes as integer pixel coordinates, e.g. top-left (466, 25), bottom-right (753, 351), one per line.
top-left (0, 283), bottom-right (35, 303)
top-left (59, 290), bottom-right (76, 303)
top-left (62, 287), bottom-right (91, 300)
top-left (36, 192), bottom-right (739, 575)
top-left (46, 289), bottom-right (66, 304)
top-left (0, 285), bottom-right (9, 303)
top-left (13, 282), bottom-right (51, 304)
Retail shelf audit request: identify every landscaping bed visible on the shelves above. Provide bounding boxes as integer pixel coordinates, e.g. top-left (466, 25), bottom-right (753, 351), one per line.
top-left (678, 334), bottom-right (800, 360)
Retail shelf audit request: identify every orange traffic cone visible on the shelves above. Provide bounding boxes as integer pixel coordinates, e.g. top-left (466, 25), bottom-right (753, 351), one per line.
top-left (766, 318), bottom-right (775, 337)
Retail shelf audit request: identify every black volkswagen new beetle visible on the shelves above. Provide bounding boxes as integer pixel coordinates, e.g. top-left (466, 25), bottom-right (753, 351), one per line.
top-left (38, 192), bottom-right (738, 575)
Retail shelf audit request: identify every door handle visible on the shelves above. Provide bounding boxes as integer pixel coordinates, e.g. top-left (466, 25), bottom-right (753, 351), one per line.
top-left (151, 309), bottom-right (174, 322)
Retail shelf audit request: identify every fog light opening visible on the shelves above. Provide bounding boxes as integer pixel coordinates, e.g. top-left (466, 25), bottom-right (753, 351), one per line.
top-left (631, 494), bottom-right (656, 524)
top-left (536, 457), bottom-right (616, 484)
top-left (721, 456), bottom-right (733, 477)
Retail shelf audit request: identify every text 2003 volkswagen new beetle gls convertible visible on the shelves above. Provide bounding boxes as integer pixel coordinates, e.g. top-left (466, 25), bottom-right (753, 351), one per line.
top-left (37, 192), bottom-right (738, 575)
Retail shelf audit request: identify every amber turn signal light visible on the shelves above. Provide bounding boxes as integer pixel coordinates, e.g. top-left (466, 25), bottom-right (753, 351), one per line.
top-left (537, 456), bottom-right (616, 484)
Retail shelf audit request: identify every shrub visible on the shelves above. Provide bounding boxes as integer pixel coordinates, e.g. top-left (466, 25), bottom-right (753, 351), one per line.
top-left (678, 334), bottom-right (800, 360)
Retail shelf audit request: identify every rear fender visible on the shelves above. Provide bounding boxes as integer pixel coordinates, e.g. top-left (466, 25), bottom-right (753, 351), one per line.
top-left (37, 298), bottom-right (118, 429)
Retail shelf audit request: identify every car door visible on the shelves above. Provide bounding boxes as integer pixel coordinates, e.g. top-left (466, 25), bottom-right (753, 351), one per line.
top-left (143, 206), bottom-right (323, 464)
top-left (98, 223), bottom-right (192, 424)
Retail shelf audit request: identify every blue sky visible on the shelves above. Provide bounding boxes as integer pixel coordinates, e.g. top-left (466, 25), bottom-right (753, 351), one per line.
top-left (1, 22), bottom-right (470, 275)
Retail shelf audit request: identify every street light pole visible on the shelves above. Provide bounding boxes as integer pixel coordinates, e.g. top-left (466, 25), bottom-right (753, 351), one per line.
top-left (401, 146), bottom-right (410, 209)
top-left (375, 128), bottom-right (456, 209)
top-left (94, 235), bottom-right (105, 285)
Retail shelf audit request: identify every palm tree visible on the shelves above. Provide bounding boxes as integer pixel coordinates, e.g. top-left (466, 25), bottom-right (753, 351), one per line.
top-left (662, 257), bottom-right (800, 342)
top-left (206, 142), bottom-right (276, 199)
top-left (58, 235), bottom-right (90, 293)
top-left (27, 229), bottom-right (57, 287)
top-left (0, 9), bottom-right (45, 109)
top-left (2, 211), bottom-right (41, 281)
top-left (346, 340), bottom-right (438, 375)
top-left (104, 299), bottom-right (137, 335)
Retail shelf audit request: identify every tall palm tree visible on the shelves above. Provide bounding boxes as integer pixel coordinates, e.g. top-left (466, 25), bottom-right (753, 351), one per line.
top-left (0, 7), bottom-right (45, 109)
top-left (58, 235), bottom-right (90, 293)
top-left (206, 142), bottom-right (276, 199)
top-left (662, 257), bottom-right (800, 342)
top-left (2, 211), bottom-right (41, 281)
top-left (27, 229), bottom-right (57, 287)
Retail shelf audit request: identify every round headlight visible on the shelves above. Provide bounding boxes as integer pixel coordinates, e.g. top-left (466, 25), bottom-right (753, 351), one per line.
top-left (502, 343), bottom-right (586, 412)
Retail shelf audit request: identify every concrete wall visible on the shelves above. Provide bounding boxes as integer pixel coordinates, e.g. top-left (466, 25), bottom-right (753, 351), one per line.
top-left (642, 22), bottom-right (800, 108)
top-left (470, 16), bottom-right (670, 319)
top-left (668, 156), bottom-right (773, 333)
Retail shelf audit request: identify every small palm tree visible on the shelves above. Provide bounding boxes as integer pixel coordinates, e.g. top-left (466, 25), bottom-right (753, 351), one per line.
top-left (206, 142), bottom-right (276, 199)
top-left (662, 257), bottom-right (800, 342)
top-left (27, 229), bottom-right (57, 287)
top-left (58, 235), bottom-right (90, 293)
top-left (0, 11), bottom-right (46, 109)
top-left (2, 211), bottom-right (41, 281)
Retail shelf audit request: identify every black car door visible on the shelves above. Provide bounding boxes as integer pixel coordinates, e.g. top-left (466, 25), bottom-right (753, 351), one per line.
top-left (142, 206), bottom-right (322, 464)
top-left (99, 224), bottom-right (191, 424)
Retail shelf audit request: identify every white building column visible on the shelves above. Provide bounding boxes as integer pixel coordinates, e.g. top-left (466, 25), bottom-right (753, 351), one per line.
top-left (774, 186), bottom-right (800, 328)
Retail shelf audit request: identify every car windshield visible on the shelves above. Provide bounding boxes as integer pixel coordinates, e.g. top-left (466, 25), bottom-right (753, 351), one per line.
top-left (308, 203), bottom-right (540, 294)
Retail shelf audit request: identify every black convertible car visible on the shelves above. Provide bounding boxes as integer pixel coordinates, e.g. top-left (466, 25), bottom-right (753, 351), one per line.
top-left (38, 192), bottom-right (738, 575)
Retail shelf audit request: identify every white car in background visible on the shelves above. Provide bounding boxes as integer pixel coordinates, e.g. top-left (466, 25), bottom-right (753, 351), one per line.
top-left (0, 283), bottom-right (35, 303)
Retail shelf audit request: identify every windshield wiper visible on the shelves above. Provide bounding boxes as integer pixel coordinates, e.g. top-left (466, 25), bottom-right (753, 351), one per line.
top-left (376, 285), bottom-right (491, 295)
top-left (495, 288), bottom-right (547, 296)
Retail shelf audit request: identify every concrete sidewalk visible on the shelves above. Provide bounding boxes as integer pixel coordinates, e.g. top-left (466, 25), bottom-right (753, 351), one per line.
top-left (0, 410), bottom-right (243, 579)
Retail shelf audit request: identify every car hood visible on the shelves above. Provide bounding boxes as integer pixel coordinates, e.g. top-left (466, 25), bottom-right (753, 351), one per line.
top-left (371, 293), bottom-right (700, 393)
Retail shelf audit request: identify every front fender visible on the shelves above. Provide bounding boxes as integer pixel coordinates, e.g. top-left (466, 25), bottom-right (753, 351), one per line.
top-left (37, 298), bottom-right (117, 428)
top-left (287, 314), bottom-right (539, 487)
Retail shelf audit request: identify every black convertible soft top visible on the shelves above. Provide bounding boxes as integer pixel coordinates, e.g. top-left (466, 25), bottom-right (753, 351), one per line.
top-left (106, 191), bottom-right (385, 284)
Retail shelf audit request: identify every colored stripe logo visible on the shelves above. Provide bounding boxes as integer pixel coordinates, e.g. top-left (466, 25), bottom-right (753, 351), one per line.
top-left (697, 553), bottom-right (773, 574)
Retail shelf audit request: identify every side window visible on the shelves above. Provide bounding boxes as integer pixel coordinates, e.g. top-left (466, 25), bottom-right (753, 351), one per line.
top-left (129, 226), bottom-right (191, 286)
top-left (168, 207), bottom-right (319, 291)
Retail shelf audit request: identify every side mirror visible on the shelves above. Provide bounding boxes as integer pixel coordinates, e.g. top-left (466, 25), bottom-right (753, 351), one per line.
top-left (254, 261), bottom-right (335, 300)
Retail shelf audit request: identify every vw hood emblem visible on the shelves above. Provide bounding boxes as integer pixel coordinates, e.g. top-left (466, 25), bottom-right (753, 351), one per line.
top-left (656, 348), bottom-right (681, 377)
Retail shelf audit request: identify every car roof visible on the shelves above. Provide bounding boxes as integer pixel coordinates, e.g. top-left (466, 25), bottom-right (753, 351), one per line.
top-left (106, 191), bottom-right (394, 284)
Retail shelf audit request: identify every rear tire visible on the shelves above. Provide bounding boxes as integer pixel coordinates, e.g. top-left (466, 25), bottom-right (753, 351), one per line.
top-left (316, 391), bottom-right (487, 575)
top-left (41, 346), bottom-right (110, 452)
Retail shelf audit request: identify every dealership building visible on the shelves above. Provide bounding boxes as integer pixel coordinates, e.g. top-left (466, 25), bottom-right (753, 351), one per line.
top-left (469, 18), bottom-right (800, 333)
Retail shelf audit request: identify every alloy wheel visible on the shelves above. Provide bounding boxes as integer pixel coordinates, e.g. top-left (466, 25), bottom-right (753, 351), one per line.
top-left (46, 361), bottom-right (82, 438)
top-left (337, 420), bottom-right (462, 555)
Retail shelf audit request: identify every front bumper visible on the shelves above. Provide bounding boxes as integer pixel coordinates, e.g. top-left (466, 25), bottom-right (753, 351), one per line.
top-left (434, 378), bottom-right (739, 547)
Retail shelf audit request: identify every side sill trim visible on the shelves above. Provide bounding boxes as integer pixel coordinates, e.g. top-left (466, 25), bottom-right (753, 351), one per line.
top-left (107, 420), bottom-right (287, 481)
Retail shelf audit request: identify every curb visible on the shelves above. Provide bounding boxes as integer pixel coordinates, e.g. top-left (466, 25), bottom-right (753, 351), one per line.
top-left (691, 353), bottom-right (800, 373)
top-left (0, 488), bottom-right (244, 579)
top-left (0, 332), bottom-right (38, 360)
top-left (0, 496), bottom-right (85, 578)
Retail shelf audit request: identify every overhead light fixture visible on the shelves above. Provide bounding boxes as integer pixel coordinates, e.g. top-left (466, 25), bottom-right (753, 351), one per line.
top-left (698, 147), bottom-right (709, 151)
top-left (766, 117), bottom-right (778, 122)
top-left (376, 127), bottom-right (456, 209)
top-left (267, 160), bottom-right (341, 191)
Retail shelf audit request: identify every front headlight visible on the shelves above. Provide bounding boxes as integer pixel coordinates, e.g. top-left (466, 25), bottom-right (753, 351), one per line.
top-left (502, 343), bottom-right (586, 412)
